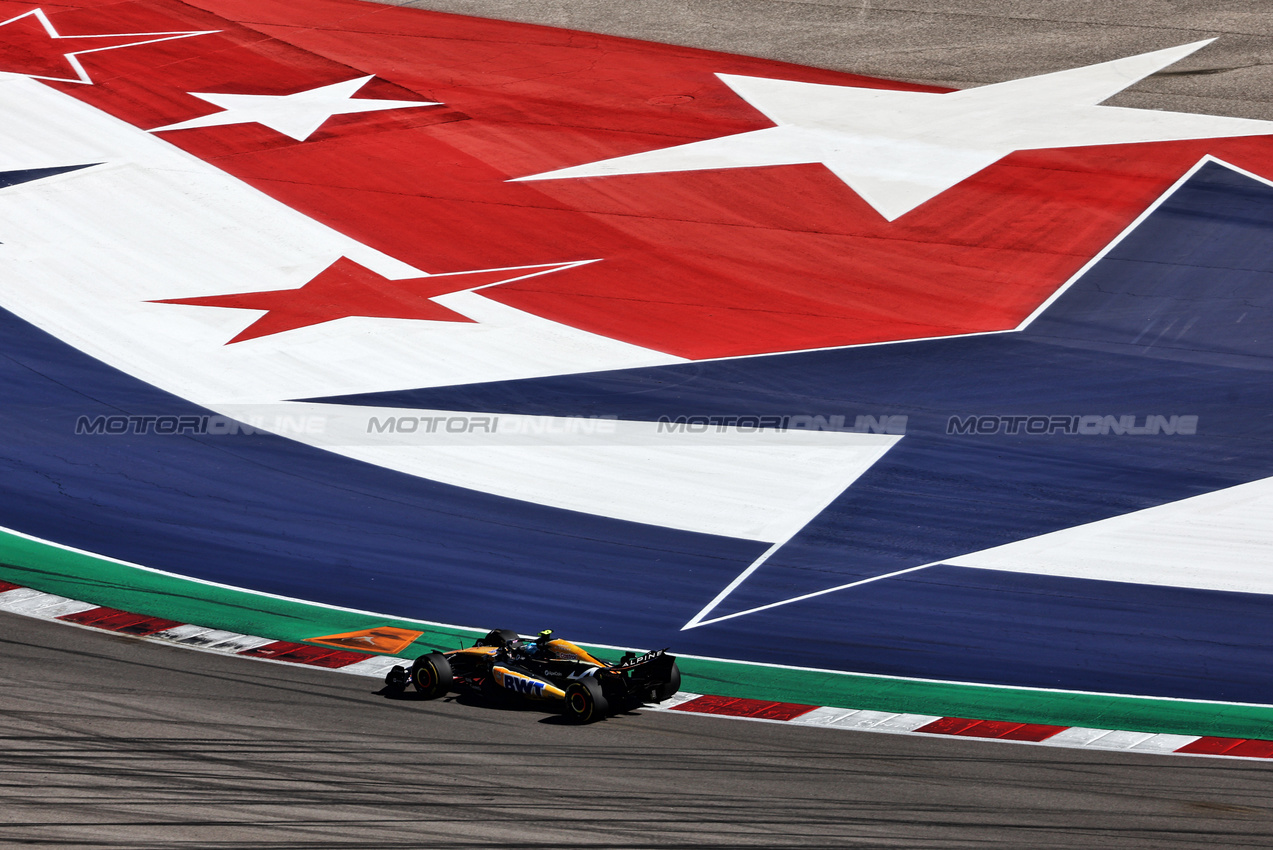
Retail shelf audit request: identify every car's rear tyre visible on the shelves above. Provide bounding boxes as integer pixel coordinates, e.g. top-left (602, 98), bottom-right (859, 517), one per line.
top-left (651, 661), bottom-right (681, 703)
top-left (411, 652), bottom-right (453, 699)
top-left (563, 678), bottom-right (608, 723)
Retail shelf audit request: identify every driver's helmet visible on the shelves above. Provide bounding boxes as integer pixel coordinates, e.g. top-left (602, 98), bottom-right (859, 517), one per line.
top-left (524, 630), bottom-right (553, 657)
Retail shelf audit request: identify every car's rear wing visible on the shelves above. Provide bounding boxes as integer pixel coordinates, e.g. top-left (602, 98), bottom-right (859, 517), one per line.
top-left (611, 647), bottom-right (674, 673)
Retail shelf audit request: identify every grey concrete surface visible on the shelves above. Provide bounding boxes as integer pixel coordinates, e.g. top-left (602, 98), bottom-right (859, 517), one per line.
top-left (3, 611), bottom-right (1273, 848)
top-left (386, 0), bottom-right (1273, 119)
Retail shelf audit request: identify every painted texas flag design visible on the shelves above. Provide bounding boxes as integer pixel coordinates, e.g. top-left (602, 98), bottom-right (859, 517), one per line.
top-left (3, 0), bottom-right (1273, 699)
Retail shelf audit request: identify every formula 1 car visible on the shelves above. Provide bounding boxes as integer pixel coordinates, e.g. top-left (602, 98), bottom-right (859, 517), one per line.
top-left (383, 629), bottom-right (680, 722)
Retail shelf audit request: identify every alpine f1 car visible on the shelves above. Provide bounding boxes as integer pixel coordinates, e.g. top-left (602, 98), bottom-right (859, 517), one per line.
top-left (384, 629), bottom-right (680, 722)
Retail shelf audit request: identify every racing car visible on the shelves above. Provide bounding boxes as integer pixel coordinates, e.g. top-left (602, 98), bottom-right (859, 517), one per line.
top-left (383, 629), bottom-right (680, 722)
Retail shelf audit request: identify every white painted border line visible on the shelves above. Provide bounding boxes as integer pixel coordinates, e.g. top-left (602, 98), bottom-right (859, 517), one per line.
top-left (646, 694), bottom-right (1273, 761)
top-left (0, 585), bottom-right (412, 675)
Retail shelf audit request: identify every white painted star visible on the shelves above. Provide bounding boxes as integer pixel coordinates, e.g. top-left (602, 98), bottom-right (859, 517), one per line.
top-left (150, 75), bottom-right (440, 142)
top-left (516, 40), bottom-right (1273, 220)
top-left (0, 8), bottom-right (215, 86)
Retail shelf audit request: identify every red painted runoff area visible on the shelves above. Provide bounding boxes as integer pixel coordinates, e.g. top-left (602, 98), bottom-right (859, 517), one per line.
top-left (238, 640), bottom-right (373, 668)
top-left (1178, 737), bottom-right (1273, 758)
top-left (59, 606), bottom-right (183, 636)
top-left (673, 695), bottom-right (818, 721)
top-left (917, 717), bottom-right (1068, 742)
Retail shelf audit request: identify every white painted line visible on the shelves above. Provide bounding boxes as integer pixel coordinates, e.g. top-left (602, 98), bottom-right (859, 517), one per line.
top-left (1129, 733), bottom-right (1201, 754)
top-left (1083, 730), bottom-right (1159, 750)
top-left (0, 589), bottom-right (97, 618)
top-left (793, 707), bottom-right (869, 727)
top-left (185, 630), bottom-right (274, 653)
top-left (1043, 726), bottom-right (1115, 747)
top-left (0, 588), bottom-right (53, 608)
top-left (19, 598), bottom-right (99, 618)
top-left (151, 624), bottom-right (218, 642)
top-left (684, 562), bottom-right (935, 629)
top-left (338, 656), bottom-right (409, 677)
top-left (651, 691), bottom-right (702, 710)
top-left (876, 713), bottom-right (944, 733)
top-left (827, 710), bottom-right (908, 730)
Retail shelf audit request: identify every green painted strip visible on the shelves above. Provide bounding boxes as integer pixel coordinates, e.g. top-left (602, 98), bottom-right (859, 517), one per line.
top-left (676, 657), bottom-right (1273, 739)
top-left (0, 530), bottom-right (485, 653)
top-left (4, 527), bottom-right (1273, 740)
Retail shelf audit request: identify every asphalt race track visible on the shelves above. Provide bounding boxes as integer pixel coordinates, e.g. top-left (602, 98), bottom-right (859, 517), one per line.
top-left (6, 0), bottom-right (1273, 845)
top-left (6, 610), bottom-right (1273, 849)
